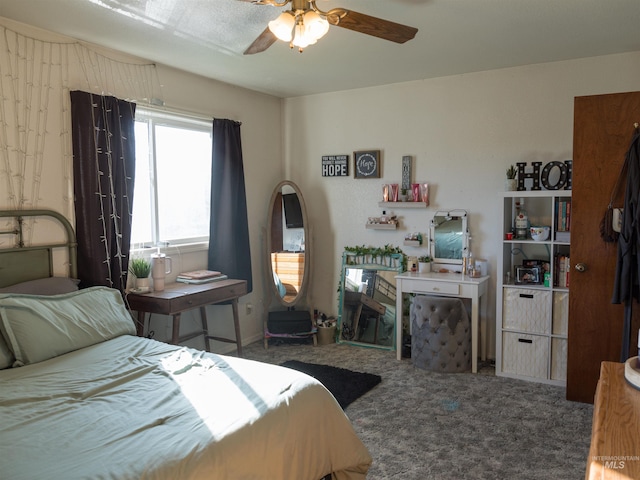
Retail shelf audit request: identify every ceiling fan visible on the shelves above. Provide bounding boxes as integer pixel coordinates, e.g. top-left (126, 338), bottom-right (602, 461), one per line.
top-left (241, 0), bottom-right (418, 54)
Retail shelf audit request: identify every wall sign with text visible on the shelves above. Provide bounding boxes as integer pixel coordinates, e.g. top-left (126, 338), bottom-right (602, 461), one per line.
top-left (354, 150), bottom-right (380, 179)
top-left (516, 160), bottom-right (572, 190)
top-left (322, 155), bottom-right (349, 177)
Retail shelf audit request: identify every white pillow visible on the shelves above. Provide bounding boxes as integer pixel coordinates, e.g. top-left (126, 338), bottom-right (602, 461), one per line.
top-left (0, 286), bottom-right (136, 367)
top-left (0, 277), bottom-right (81, 369)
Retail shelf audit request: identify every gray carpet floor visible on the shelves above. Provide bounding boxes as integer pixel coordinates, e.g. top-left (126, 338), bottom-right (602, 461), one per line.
top-left (242, 339), bottom-right (594, 480)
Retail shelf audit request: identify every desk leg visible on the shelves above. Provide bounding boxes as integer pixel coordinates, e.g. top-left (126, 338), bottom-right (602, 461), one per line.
top-left (480, 293), bottom-right (487, 362)
top-left (136, 311), bottom-right (146, 337)
top-left (171, 313), bottom-right (182, 345)
top-left (471, 300), bottom-right (479, 373)
top-left (231, 298), bottom-right (243, 357)
top-left (396, 284), bottom-right (403, 361)
top-left (200, 306), bottom-right (211, 352)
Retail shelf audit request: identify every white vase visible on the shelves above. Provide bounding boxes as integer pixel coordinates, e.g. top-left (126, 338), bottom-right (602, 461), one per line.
top-left (135, 277), bottom-right (150, 293)
top-left (505, 179), bottom-right (517, 191)
top-left (418, 262), bottom-right (431, 273)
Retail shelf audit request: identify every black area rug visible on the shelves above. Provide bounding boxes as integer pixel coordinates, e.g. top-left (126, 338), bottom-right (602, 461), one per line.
top-left (280, 360), bottom-right (381, 409)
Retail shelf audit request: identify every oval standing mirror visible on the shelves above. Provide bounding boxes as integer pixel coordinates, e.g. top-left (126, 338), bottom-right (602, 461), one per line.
top-left (266, 180), bottom-right (310, 307)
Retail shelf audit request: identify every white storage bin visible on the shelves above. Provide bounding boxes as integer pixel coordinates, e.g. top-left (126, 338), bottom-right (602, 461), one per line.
top-left (503, 288), bottom-right (551, 334)
top-left (502, 332), bottom-right (549, 379)
top-left (552, 292), bottom-right (569, 335)
top-left (551, 338), bottom-right (567, 381)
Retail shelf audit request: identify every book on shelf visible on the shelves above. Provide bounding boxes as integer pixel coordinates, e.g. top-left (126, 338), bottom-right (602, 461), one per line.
top-left (176, 274), bottom-right (228, 284)
top-left (556, 231), bottom-right (571, 243)
top-left (177, 269), bottom-right (223, 280)
top-left (554, 254), bottom-right (570, 288)
top-left (555, 200), bottom-right (572, 232)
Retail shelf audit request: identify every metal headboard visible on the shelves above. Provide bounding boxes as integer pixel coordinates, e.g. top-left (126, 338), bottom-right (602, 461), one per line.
top-left (0, 209), bottom-right (78, 288)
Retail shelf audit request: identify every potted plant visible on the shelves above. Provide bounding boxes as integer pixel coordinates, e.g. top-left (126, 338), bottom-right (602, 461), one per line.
top-left (505, 165), bottom-right (517, 191)
top-left (418, 255), bottom-right (432, 273)
top-left (399, 188), bottom-right (408, 202)
top-left (129, 257), bottom-right (151, 292)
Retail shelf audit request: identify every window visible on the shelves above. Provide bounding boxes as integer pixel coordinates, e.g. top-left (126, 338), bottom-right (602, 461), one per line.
top-left (131, 108), bottom-right (212, 248)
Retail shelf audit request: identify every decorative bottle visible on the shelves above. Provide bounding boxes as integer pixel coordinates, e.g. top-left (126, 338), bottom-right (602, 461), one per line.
top-left (465, 236), bottom-right (475, 275)
top-left (515, 198), bottom-right (529, 239)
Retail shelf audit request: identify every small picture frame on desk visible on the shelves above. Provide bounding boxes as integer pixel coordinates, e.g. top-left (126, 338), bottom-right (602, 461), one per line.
top-left (515, 266), bottom-right (541, 285)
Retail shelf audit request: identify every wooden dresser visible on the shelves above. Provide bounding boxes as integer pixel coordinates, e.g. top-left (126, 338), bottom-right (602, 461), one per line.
top-left (586, 361), bottom-right (640, 479)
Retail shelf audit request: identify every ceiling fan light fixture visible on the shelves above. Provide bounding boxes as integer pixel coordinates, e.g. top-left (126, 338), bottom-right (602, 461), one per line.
top-left (244, 1), bottom-right (418, 55)
top-left (289, 10), bottom-right (329, 51)
top-left (268, 11), bottom-right (295, 42)
top-left (291, 22), bottom-right (313, 49)
top-left (303, 10), bottom-right (329, 40)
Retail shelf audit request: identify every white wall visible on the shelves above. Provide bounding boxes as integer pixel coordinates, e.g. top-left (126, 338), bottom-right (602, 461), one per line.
top-left (3, 14), bottom-right (640, 358)
top-left (0, 17), bottom-right (283, 351)
top-left (284, 51), bottom-right (640, 357)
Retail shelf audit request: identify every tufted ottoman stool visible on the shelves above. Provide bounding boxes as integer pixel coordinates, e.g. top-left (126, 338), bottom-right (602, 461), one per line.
top-left (410, 296), bottom-right (471, 373)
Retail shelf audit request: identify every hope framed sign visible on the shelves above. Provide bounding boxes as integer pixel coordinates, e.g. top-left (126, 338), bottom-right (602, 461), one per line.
top-left (322, 155), bottom-right (349, 177)
top-left (354, 150), bottom-right (380, 179)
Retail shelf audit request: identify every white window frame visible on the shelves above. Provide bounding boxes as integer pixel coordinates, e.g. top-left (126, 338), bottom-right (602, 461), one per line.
top-left (131, 107), bottom-right (212, 254)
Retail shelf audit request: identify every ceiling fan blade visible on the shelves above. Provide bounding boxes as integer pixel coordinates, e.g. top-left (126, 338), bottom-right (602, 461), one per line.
top-left (244, 27), bottom-right (278, 55)
top-left (328, 9), bottom-right (417, 44)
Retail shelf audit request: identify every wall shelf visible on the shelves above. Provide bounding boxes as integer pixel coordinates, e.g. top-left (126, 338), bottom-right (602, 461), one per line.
top-left (403, 240), bottom-right (422, 246)
top-left (378, 202), bottom-right (427, 209)
top-left (365, 223), bottom-right (397, 230)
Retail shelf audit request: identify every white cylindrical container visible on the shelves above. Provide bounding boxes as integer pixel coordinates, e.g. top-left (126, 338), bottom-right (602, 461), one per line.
top-left (475, 259), bottom-right (488, 277)
top-left (151, 254), bottom-right (172, 291)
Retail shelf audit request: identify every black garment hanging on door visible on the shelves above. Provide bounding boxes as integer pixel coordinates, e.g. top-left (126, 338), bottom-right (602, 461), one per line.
top-left (611, 127), bottom-right (640, 361)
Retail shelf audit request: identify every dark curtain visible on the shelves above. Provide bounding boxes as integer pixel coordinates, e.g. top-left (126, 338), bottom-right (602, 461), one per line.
top-left (70, 90), bottom-right (136, 292)
top-left (208, 118), bottom-right (252, 292)
top-left (612, 128), bottom-right (640, 360)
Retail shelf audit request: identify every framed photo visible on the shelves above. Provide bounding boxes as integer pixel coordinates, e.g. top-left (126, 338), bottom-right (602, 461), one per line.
top-left (515, 266), bottom-right (541, 285)
top-left (354, 150), bottom-right (380, 179)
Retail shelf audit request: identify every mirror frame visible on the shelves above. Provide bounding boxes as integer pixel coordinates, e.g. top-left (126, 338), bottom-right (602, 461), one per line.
top-left (265, 180), bottom-right (311, 308)
top-left (337, 251), bottom-right (404, 350)
top-left (429, 209), bottom-right (469, 271)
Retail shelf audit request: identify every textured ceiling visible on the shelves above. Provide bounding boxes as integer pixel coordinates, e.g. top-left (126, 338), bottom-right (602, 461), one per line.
top-left (0, 0), bottom-right (638, 98)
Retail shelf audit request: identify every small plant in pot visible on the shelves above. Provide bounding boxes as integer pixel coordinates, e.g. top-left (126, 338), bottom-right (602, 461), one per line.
top-left (505, 165), bottom-right (517, 191)
top-left (418, 255), bottom-right (432, 273)
top-left (129, 257), bottom-right (151, 292)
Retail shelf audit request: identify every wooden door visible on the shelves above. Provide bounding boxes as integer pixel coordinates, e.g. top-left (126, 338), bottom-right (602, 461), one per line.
top-left (567, 91), bottom-right (640, 403)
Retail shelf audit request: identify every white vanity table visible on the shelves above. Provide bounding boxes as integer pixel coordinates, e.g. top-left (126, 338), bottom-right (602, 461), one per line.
top-left (395, 271), bottom-right (489, 373)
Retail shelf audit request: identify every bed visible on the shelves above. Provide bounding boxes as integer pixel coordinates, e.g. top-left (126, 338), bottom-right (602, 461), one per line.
top-left (0, 210), bottom-right (372, 480)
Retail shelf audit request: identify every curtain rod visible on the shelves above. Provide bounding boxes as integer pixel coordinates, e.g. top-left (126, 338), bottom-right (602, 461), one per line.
top-left (137, 101), bottom-right (240, 125)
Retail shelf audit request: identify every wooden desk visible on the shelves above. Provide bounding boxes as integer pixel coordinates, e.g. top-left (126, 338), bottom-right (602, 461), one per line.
top-left (586, 361), bottom-right (640, 480)
top-left (127, 279), bottom-right (247, 356)
top-left (395, 272), bottom-right (489, 373)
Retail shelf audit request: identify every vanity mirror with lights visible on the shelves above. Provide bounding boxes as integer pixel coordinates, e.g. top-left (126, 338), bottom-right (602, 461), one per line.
top-left (263, 180), bottom-right (314, 347)
top-left (395, 208), bottom-right (489, 372)
top-left (429, 209), bottom-right (469, 272)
